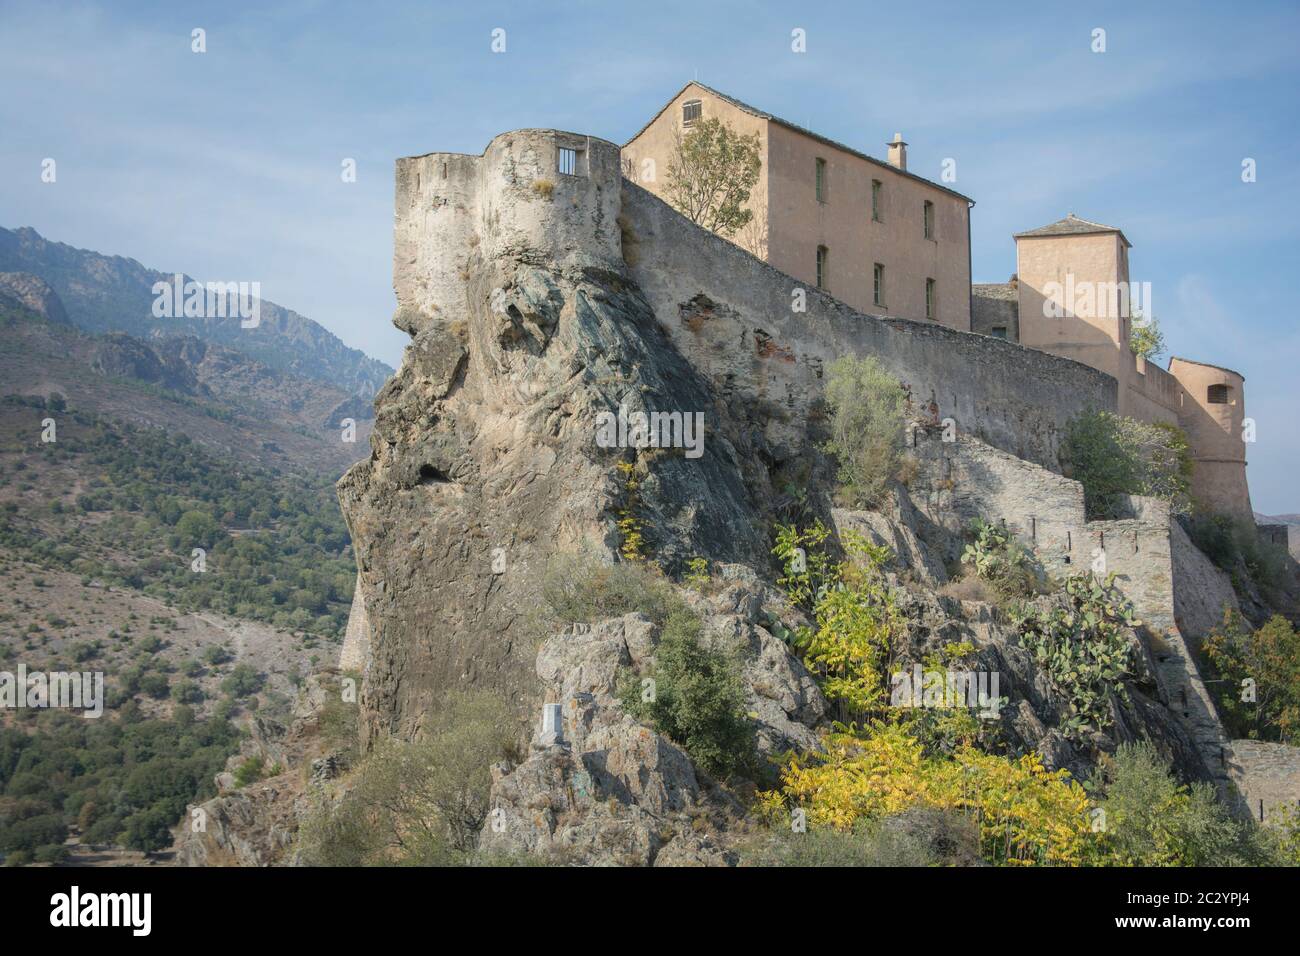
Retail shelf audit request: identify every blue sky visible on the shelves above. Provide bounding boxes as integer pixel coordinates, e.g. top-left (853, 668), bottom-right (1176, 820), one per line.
top-left (2, 0), bottom-right (1298, 511)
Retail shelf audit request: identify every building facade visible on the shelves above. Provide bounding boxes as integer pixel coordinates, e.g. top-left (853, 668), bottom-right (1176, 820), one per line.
top-left (623, 82), bottom-right (973, 331)
top-left (974, 214), bottom-right (1253, 518)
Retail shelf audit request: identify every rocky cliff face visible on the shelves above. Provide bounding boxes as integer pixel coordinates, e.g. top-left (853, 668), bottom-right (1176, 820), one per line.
top-left (337, 258), bottom-right (774, 743)
top-left (0, 271), bottom-right (70, 324)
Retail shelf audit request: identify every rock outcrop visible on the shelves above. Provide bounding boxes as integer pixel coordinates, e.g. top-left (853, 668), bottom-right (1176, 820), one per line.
top-left (478, 576), bottom-right (824, 865)
top-left (175, 671), bottom-right (351, 867)
top-left (0, 271), bottom-right (70, 324)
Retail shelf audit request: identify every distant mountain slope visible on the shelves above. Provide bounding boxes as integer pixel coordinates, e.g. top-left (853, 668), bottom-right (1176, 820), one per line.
top-left (0, 271), bottom-right (70, 324)
top-left (0, 225), bottom-right (392, 398)
top-left (1257, 513), bottom-right (1300, 526)
top-left (1, 288), bottom-right (370, 475)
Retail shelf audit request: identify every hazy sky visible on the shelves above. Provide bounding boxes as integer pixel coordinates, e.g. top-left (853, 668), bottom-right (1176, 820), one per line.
top-left (2, 0), bottom-right (1297, 511)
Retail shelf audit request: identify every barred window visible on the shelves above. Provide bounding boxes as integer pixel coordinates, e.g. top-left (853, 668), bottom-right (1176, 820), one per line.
top-left (1208, 384), bottom-right (1230, 404)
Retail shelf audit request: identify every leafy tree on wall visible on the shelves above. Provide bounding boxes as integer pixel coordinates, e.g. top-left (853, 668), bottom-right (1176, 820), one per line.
top-left (1129, 312), bottom-right (1166, 362)
top-left (664, 118), bottom-right (761, 239)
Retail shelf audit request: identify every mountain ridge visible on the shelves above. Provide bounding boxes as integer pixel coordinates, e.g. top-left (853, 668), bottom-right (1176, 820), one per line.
top-left (0, 225), bottom-right (393, 398)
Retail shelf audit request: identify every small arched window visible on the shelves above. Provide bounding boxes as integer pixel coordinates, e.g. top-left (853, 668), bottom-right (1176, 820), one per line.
top-left (1207, 384), bottom-right (1230, 404)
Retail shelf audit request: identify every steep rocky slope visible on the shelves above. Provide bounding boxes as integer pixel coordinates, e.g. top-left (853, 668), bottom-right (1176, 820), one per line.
top-left (1, 288), bottom-right (370, 473)
top-left (338, 262), bottom-right (771, 742)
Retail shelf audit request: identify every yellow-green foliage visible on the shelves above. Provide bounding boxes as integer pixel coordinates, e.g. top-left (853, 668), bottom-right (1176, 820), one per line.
top-left (772, 520), bottom-right (837, 612)
top-left (759, 722), bottom-right (1090, 866)
top-left (1274, 803), bottom-right (1300, 866)
top-left (684, 556), bottom-right (710, 590)
top-left (615, 461), bottom-right (646, 561)
top-left (896, 642), bottom-right (1002, 757)
top-left (800, 533), bottom-right (901, 713)
top-left (774, 523), bottom-right (900, 714)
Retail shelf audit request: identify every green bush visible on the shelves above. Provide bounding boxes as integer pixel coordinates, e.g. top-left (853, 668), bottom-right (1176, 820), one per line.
top-left (1061, 410), bottom-right (1192, 519)
top-left (233, 756), bottom-right (266, 788)
top-left (220, 663), bottom-right (264, 699)
top-left (540, 554), bottom-right (684, 626)
top-left (170, 679), bottom-right (204, 705)
top-left (1202, 610), bottom-right (1300, 744)
top-left (1089, 742), bottom-right (1278, 866)
top-left (743, 807), bottom-right (980, 867)
top-left (203, 645), bottom-right (233, 667)
top-left (619, 608), bottom-right (755, 779)
top-left (1186, 512), bottom-right (1288, 596)
top-left (296, 691), bottom-right (518, 866)
top-left (822, 355), bottom-right (907, 507)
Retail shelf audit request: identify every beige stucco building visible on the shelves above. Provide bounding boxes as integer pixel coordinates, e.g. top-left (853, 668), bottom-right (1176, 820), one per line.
top-left (623, 82), bottom-right (973, 330)
top-left (620, 83), bottom-right (1251, 520)
top-left (974, 214), bottom-right (1253, 518)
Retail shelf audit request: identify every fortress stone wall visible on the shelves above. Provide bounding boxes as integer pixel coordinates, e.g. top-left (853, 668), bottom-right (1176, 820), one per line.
top-left (621, 180), bottom-right (1116, 471)
top-left (904, 426), bottom-right (1232, 790)
top-left (391, 128), bottom-right (1120, 471)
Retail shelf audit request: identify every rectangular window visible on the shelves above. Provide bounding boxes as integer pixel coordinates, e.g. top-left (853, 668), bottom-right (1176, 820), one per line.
top-left (871, 180), bottom-right (882, 221)
top-left (925, 278), bottom-right (936, 319)
top-left (1207, 384), bottom-right (1230, 404)
top-left (923, 200), bottom-right (935, 240)
top-left (558, 147), bottom-right (576, 176)
top-left (873, 263), bottom-right (885, 307)
top-left (991, 326), bottom-right (1008, 340)
top-left (816, 245), bottom-right (828, 289)
top-left (815, 158), bottom-right (827, 202)
top-left (682, 99), bottom-right (702, 126)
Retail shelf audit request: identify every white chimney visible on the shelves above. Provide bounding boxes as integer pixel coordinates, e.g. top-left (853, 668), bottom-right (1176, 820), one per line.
top-left (887, 132), bottom-right (908, 171)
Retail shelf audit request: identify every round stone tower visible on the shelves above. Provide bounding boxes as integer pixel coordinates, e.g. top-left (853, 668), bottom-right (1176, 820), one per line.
top-left (1169, 357), bottom-right (1252, 518)
top-left (392, 129), bottom-right (624, 335)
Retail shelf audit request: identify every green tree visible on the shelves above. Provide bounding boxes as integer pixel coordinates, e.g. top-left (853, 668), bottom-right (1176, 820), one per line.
top-left (1089, 742), bottom-right (1275, 866)
top-left (174, 509), bottom-right (220, 549)
top-left (822, 355), bottom-right (907, 506)
top-left (297, 692), bottom-right (517, 865)
top-left (664, 118), bottom-right (762, 238)
top-left (1203, 611), bottom-right (1300, 743)
top-left (620, 609), bottom-right (754, 778)
top-left (1129, 312), bottom-right (1166, 361)
top-left (121, 806), bottom-right (176, 854)
top-left (220, 664), bottom-right (264, 699)
top-left (1061, 410), bottom-right (1191, 518)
